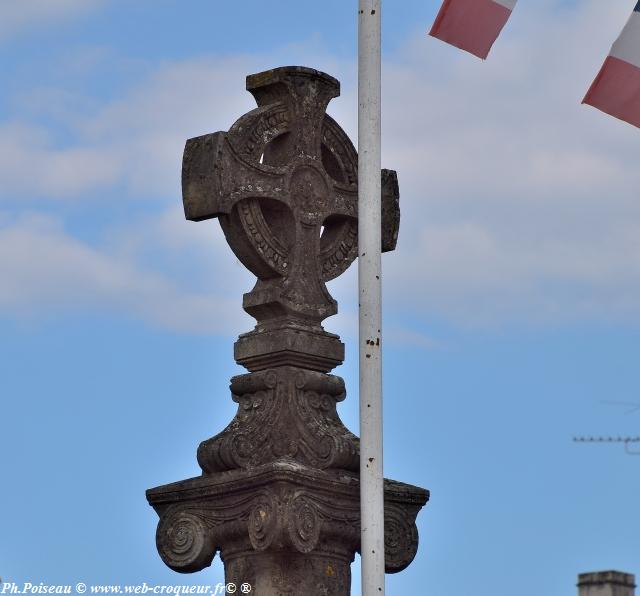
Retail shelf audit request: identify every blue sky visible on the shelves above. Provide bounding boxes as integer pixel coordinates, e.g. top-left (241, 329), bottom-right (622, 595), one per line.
top-left (1, 1), bottom-right (639, 594)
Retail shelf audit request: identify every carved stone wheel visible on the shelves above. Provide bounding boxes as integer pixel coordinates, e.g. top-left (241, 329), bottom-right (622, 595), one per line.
top-left (222, 109), bottom-right (359, 285)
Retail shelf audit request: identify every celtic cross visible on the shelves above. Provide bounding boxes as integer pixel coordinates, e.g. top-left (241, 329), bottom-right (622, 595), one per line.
top-left (147, 67), bottom-right (427, 595)
top-left (182, 66), bottom-right (399, 344)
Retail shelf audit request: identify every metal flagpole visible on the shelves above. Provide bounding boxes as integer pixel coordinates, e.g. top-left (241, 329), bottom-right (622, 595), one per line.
top-left (358, 1), bottom-right (384, 595)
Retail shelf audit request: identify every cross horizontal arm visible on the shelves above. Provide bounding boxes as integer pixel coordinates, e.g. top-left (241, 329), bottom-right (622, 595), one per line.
top-left (182, 132), bottom-right (288, 222)
top-left (327, 168), bottom-right (399, 253)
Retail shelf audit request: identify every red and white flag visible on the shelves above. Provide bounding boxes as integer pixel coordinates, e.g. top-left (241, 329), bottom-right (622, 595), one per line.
top-left (429, 0), bottom-right (517, 59)
top-left (583, 2), bottom-right (640, 128)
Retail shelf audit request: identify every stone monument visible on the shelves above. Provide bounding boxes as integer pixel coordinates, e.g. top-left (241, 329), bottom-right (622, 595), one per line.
top-left (146, 66), bottom-right (428, 595)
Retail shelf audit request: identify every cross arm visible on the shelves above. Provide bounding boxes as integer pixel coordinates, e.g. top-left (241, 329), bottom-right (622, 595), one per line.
top-left (327, 168), bottom-right (400, 253)
top-left (381, 168), bottom-right (400, 253)
top-left (182, 132), bottom-right (288, 222)
top-left (182, 132), bottom-right (227, 222)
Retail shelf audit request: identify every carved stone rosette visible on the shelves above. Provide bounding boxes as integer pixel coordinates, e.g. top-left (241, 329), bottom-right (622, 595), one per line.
top-left (146, 66), bottom-right (429, 595)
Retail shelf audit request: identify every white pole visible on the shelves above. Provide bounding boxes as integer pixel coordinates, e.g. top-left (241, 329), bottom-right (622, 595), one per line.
top-left (358, 1), bottom-right (384, 595)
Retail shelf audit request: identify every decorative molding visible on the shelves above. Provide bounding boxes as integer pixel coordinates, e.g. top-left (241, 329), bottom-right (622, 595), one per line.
top-left (156, 509), bottom-right (216, 573)
top-left (197, 368), bottom-right (359, 474)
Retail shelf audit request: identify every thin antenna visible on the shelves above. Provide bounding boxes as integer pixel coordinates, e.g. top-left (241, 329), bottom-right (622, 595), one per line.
top-left (573, 436), bottom-right (640, 456)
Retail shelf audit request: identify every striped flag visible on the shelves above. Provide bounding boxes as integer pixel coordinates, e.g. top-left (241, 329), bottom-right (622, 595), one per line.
top-left (583, 2), bottom-right (640, 128)
top-left (429, 0), bottom-right (517, 59)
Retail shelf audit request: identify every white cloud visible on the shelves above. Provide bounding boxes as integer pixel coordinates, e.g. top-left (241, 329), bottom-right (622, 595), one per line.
top-left (0, 57), bottom-right (262, 200)
top-left (0, 212), bottom-right (247, 335)
top-left (0, 122), bottom-right (123, 199)
top-left (0, 0), bottom-right (104, 42)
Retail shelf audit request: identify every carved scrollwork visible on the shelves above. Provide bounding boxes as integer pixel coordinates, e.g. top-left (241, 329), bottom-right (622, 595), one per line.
top-left (293, 372), bottom-right (359, 471)
top-left (288, 495), bottom-right (321, 553)
top-left (383, 506), bottom-right (420, 573)
top-left (156, 509), bottom-right (216, 573)
top-left (197, 368), bottom-right (359, 474)
top-left (248, 491), bottom-right (279, 551)
top-left (263, 370), bottom-right (278, 389)
top-left (197, 370), bottom-right (281, 473)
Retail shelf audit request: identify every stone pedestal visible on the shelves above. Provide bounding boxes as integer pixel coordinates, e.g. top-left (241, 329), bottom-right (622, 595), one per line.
top-left (147, 367), bottom-right (428, 594)
top-left (146, 66), bottom-right (428, 594)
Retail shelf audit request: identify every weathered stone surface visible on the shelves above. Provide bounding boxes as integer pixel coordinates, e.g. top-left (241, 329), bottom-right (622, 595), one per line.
top-left (196, 367), bottom-right (359, 474)
top-left (181, 66), bottom-right (399, 372)
top-left (147, 66), bottom-right (427, 595)
top-left (148, 461), bottom-right (427, 580)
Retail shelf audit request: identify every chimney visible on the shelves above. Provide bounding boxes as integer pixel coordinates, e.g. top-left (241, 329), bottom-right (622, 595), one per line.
top-left (578, 571), bottom-right (636, 596)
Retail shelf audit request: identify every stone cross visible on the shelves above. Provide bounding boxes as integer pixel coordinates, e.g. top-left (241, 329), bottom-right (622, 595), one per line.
top-left (147, 67), bottom-right (427, 596)
top-left (182, 66), bottom-right (399, 329)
